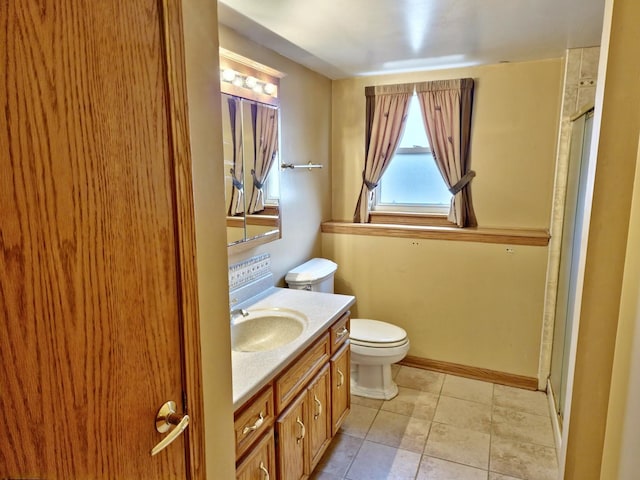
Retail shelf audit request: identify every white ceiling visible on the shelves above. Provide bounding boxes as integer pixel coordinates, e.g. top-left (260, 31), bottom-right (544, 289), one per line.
top-left (218, 0), bottom-right (606, 79)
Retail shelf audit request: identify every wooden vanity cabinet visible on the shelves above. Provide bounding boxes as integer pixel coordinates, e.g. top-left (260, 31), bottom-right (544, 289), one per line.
top-left (276, 364), bottom-right (332, 479)
top-left (330, 312), bottom-right (351, 436)
top-left (234, 386), bottom-right (275, 461)
top-left (276, 389), bottom-right (308, 479)
top-left (306, 365), bottom-right (332, 471)
top-left (236, 427), bottom-right (276, 480)
top-left (330, 343), bottom-right (351, 436)
top-left (235, 311), bottom-right (351, 480)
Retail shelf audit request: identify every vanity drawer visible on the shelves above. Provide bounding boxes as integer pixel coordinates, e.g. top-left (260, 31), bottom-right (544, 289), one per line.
top-left (330, 312), bottom-right (350, 354)
top-left (275, 333), bottom-right (330, 413)
top-left (234, 385), bottom-right (275, 461)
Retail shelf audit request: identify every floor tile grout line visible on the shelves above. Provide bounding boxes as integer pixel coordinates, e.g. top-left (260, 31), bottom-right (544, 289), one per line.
top-left (342, 399), bottom-right (383, 480)
top-left (321, 368), bottom-right (556, 480)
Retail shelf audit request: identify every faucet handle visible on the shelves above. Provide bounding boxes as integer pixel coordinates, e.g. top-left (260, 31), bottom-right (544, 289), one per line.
top-left (231, 308), bottom-right (250, 319)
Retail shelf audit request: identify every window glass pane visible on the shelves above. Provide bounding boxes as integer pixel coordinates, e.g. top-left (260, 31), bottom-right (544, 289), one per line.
top-left (399, 96), bottom-right (429, 148)
top-left (378, 151), bottom-right (451, 205)
top-left (376, 94), bottom-right (451, 209)
top-left (263, 151), bottom-right (280, 203)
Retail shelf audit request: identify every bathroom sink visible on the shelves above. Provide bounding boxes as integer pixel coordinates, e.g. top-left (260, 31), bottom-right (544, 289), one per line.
top-left (231, 308), bottom-right (307, 352)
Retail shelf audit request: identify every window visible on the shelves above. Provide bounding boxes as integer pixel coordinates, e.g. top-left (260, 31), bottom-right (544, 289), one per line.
top-left (262, 151), bottom-right (280, 205)
top-left (373, 94), bottom-right (451, 216)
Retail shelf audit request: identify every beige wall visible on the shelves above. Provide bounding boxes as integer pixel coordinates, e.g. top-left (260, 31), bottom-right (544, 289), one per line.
top-left (219, 26), bottom-right (333, 283)
top-left (601, 137), bottom-right (640, 480)
top-left (182, 1), bottom-right (235, 477)
top-left (322, 234), bottom-right (549, 377)
top-left (564, 0), bottom-right (640, 477)
top-left (325, 60), bottom-right (563, 378)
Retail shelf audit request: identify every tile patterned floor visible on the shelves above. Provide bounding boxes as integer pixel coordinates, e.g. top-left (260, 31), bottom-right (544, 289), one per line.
top-left (311, 365), bottom-right (558, 480)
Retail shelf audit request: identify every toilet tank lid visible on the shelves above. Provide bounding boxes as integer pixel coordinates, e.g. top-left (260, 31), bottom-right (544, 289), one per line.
top-left (350, 319), bottom-right (407, 343)
top-left (285, 258), bottom-right (337, 284)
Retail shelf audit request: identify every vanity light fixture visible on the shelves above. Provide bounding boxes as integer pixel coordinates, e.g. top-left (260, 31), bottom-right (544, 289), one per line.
top-left (219, 48), bottom-right (282, 104)
top-left (220, 68), bottom-right (279, 98)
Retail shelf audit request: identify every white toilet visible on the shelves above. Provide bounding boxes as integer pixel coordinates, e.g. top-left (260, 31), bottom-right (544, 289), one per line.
top-left (286, 258), bottom-right (410, 400)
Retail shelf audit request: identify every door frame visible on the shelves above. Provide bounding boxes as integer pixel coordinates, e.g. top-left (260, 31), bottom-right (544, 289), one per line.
top-left (159, 0), bottom-right (206, 477)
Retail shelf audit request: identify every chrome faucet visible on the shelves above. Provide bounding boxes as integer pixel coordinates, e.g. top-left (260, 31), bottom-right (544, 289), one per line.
top-left (230, 308), bottom-right (250, 321)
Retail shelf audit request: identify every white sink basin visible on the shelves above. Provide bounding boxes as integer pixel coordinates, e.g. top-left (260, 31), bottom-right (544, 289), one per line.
top-left (231, 308), bottom-right (307, 352)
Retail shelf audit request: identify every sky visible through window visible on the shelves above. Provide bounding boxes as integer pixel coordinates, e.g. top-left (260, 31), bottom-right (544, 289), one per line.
top-left (378, 95), bottom-right (451, 207)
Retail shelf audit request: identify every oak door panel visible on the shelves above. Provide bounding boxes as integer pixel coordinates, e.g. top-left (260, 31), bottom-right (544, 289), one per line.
top-left (1, 1), bottom-right (190, 478)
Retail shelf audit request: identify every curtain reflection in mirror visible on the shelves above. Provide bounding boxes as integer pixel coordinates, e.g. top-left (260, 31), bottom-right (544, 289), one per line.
top-left (226, 95), bottom-right (245, 216)
top-left (248, 103), bottom-right (279, 214)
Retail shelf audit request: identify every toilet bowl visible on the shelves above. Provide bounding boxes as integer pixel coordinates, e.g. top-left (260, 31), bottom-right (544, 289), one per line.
top-left (285, 258), bottom-right (410, 401)
top-left (349, 318), bottom-right (409, 400)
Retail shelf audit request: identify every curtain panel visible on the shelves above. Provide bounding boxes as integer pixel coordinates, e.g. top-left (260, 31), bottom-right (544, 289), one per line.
top-left (227, 95), bottom-right (244, 216)
top-left (248, 103), bottom-right (279, 214)
top-left (416, 78), bottom-right (477, 227)
top-left (353, 83), bottom-right (413, 223)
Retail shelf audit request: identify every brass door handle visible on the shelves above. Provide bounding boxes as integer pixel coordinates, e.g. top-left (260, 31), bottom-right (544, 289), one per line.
top-left (313, 395), bottom-right (322, 420)
top-left (151, 400), bottom-right (190, 456)
top-left (259, 461), bottom-right (270, 480)
top-left (242, 412), bottom-right (265, 435)
top-left (296, 416), bottom-right (305, 444)
top-left (337, 369), bottom-right (344, 388)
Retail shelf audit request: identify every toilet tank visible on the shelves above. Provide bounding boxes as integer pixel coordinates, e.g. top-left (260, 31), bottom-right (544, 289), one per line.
top-left (285, 258), bottom-right (337, 293)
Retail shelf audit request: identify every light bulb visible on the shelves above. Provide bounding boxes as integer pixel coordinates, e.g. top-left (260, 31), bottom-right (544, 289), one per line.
top-left (244, 76), bottom-right (257, 89)
top-left (232, 76), bottom-right (244, 87)
top-left (263, 83), bottom-right (276, 95)
top-left (222, 69), bottom-right (236, 82)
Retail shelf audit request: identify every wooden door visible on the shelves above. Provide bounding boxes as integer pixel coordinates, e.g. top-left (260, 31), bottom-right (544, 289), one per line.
top-left (307, 365), bottom-right (331, 473)
top-left (276, 392), bottom-right (308, 480)
top-left (331, 344), bottom-right (351, 436)
top-left (0, 1), bottom-right (204, 478)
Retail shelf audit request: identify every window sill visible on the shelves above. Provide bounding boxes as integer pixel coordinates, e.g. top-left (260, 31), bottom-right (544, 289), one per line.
top-left (369, 211), bottom-right (454, 227)
top-left (321, 221), bottom-right (550, 246)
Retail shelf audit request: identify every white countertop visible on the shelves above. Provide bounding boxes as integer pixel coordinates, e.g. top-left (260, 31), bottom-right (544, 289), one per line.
top-left (231, 287), bottom-right (356, 409)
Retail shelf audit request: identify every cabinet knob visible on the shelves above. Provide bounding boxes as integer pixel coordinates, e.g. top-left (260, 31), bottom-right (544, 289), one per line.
top-left (337, 369), bottom-right (345, 388)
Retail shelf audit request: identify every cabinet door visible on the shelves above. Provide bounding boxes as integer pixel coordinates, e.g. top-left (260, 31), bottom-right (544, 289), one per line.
top-left (276, 391), bottom-right (308, 479)
top-left (331, 343), bottom-right (351, 436)
top-left (307, 364), bottom-right (332, 473)
top-left (236, 428), bottom-right (276, 480)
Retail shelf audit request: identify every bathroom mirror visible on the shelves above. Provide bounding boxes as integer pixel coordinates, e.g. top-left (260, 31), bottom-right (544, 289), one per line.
top-left (220, 49), bottom-right (283, 252)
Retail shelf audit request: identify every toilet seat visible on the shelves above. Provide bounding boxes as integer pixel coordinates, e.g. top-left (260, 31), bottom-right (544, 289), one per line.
top-left (350, 319), bottom-right (408, 348)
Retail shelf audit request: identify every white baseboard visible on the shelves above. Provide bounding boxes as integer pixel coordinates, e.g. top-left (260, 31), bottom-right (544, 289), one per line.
top-left (546, 378), bottom-right (562, 461)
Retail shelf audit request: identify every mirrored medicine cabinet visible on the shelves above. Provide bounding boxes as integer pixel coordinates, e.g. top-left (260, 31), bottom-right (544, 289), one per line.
top-left (220, 48), bottom-right (284, 253)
